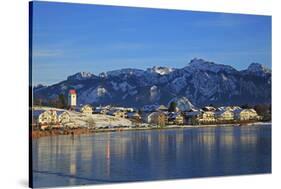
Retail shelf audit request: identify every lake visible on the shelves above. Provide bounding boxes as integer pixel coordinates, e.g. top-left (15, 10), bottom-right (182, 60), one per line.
top-left (32, 124), bottom-right (271, 188)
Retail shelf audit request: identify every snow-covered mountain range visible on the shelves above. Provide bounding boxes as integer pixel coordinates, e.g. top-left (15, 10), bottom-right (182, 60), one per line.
top-left (33, 58), bottom-right (271, 108)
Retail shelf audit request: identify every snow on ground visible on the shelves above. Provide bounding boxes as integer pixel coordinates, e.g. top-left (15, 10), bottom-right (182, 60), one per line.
top-left (33, 106), bottom-right (132, 128)
top-left (91, 114), bottom-right (132, 128)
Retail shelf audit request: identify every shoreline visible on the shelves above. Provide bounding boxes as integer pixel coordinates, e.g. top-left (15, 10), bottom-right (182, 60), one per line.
top-left (31, 121), bottom-right (271, 139)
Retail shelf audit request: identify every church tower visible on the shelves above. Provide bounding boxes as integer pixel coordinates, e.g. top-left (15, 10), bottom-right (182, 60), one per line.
top-left (68, 89), bottom-right (77, 107)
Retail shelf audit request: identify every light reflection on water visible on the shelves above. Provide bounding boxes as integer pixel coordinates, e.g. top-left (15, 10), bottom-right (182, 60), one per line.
top-left (32, 125), bottom-right (271, 188)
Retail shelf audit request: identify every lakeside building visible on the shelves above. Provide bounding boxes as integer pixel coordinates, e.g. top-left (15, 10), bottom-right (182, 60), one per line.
top-left (156, 105), bottom-right (169, 112)
top-left (144, 112), bottom-right (167, 126)
top-left (218, 106), bottom-right (241, 112)
top-left (233, 108), bottom-right (259, 121)
top-left (68, 89), bottom-right (77, 107)
top-left (111, 106), bottom-right (134, 112)
top-left (58, 111), bottom-right (71, 124)
top-left (127, 112), bottom-right (141, 120)
top-left (94, 105), bottom-right (110, 114)
top-left (185, 111), bottom-right (201, 125)
top-left (199, 111), bottom-right (216, 123)
top-left (167, 112), bottom-right (185, 125)
top-left (183, 105), bottom-right (262, 125)
top-left (215, 110), bottom-right (234, 121)
top-left (80, 104), bottom-right (93, 115)
top-left (94, 108), bottom-right (109, 115)
top-left (33, 109), bottom-right (71, 129)
top-left (107, 109), bottom-right (127, 118)
top-left (127, 112), bottom-right (142, 125)
top-left (33, 110), bottom-right (50, 125)
top-left (48, 110), bottom-right (58, 124)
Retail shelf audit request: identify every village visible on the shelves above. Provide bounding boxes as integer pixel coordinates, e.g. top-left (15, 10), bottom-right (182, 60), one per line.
top-left (32, 89), bottom-right (268, 136)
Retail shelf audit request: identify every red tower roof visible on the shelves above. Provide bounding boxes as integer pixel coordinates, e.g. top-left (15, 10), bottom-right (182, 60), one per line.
top-left (69, 89), bottom-right (76, 94)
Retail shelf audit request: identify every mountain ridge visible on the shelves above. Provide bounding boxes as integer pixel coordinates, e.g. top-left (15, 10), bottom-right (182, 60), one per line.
top-left (33, 58), bottom-right (271, 108)
top-left (64, 58), bottom-right (270, 81)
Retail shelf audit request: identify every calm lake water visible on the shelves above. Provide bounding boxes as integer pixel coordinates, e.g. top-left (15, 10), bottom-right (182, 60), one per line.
top-left (32, 124), bottom-right (271, 188)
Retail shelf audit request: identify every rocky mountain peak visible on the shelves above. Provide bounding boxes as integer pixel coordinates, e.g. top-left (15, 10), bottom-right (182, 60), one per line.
top-left (247, 63), bottom-right (271, 74)
top-left (147, 66), bottom-right (175, 75)
top-left (186, 58), bottom-right (237, 73)
top-left (34, 58), bottom-right (271, 108)
top-left (67, 72), bottom-right (95, 81)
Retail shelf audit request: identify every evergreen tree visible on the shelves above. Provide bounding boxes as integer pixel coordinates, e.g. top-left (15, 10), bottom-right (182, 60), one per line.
top-left (58, 94), bottom-right (67, 109)
top-left (168, 101), bottom-right (177, 112)
top-left (33, 98), bottom-right (43, 106)
top-left (241, 104), bottom-right (250, 109)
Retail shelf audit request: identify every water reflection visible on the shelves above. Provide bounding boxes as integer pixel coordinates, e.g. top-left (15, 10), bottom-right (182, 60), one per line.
top-left (32, 125), bottom-right (271, 188)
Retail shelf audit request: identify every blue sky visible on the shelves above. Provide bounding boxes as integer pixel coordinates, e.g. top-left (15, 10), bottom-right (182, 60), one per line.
top-left (32, 1), bottom-right (271, 85)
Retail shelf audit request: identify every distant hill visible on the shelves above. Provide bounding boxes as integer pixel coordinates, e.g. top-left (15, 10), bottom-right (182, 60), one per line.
top-left (33, 58), bottom-right (271, 108)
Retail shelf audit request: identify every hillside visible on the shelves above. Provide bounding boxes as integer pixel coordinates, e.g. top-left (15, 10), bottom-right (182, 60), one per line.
top-left (33, 58), bottom-right (271, 108)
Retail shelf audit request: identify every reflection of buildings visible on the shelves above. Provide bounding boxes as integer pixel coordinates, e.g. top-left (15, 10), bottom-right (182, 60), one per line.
top-left (33, 126), bottom-right (264, 186)
top-left (240, 127), bottom-right (258, 145)
top-left (80, 138), bottom-right (93, 161)
top-left (106, 140), bottom-right (111, 177)
top-left (106, 141), bottom-right (110, 160)
top-left (69, 143), bottom-right (77, 175)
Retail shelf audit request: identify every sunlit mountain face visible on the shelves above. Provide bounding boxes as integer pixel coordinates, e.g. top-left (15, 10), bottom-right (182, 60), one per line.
top-left (33, 58), bottom-right (271, 108)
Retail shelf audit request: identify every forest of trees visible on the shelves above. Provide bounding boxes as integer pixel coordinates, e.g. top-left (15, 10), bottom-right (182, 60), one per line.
top-left (33, 93), bottom-right (68, 109)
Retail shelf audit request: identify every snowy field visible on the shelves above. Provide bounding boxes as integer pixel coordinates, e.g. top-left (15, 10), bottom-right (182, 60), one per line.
top-left (33, 106), bottom-right (133, 128)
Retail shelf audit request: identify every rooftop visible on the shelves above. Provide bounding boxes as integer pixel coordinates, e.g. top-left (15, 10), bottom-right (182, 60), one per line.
top-left (69, 89), bottom-right (76, 94)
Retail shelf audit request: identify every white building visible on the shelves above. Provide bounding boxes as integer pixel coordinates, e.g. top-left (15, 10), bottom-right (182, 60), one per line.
top-left (233, 109), bottom-right (258, 120)
top-left (68, 89), bottom-right (77, 107)
top-left (215, 110), bottom-right (234, 121)
top-left (33, 110), bottom-right (50, 125)
top-left (80, 104), bottom-right (93, 115)
top-left (58, 111), bottom-right (71, 124)
top-left (142, 112), bottom-right (167, 126)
